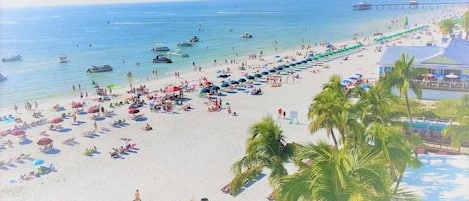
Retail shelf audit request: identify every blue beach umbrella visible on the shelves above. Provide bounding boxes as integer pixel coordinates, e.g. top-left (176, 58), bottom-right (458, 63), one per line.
top-left (254, 73), bottom-right (262, 78)
top-left (220, 82), bottom-right (230, 88)
top-left (246, 75), bottom-right (255, 80)
top-left (238, 78), bottom-right (247, 83)
top-left (289, 63), bottom-right (296, 67)
top-left (230, 80), bottom-right (239, 85)
top-left (274, 66), bottom-right (283, 71)
top-left (268, 69), bottom-right (277, 73)
top-left (261, 71), bottom-right (269, 75)
top-left (32, 159), bottom-right (44, 166)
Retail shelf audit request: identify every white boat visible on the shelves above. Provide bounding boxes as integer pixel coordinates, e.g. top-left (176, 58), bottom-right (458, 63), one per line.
top-left (151, 44), bottom-right (170, 51)
top-left (2, 54), bottom-right (22, 62)
top-left (0, 73), bottom-right (7, 81)
top-left (86, 65), bottom-right (113, 73)
top-left (59, 54), bottom-right (69, 63)
top-left (409, 0), bottom-right (418, 5)
top-left (242, 32), bottom-right (253, 38)
top-left (177, 41), bottom-right (193, 47)
top-left (167, 49), bottom-right (189, 57)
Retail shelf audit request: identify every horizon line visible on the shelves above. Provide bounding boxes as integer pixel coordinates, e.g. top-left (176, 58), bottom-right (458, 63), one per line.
top-left (0, 0), bottom-right (206, 9)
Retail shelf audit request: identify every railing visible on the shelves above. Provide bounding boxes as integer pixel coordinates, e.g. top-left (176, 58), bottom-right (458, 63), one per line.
top-left (412, 79), bottom-right (469, 92)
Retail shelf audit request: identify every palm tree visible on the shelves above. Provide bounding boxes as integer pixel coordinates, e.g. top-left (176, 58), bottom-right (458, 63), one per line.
top-left (366, 123), bottom-right (420, 193)
top-left (308, 75), bottom-right (350, 148)
top-left (382, 54), bottom-right (424, 128)
top-left (442, 114), bottom-right (469, 149)
top-left (460, 10), bottom-right (469, 40)
top-left (356, 82), bottom-right (400, 126)
top-left (439, 18), bottom-right (456, 37)
top-left (277, 142), bottom-right (393, 201)
top-left (230, 116), bottom-right (296, 195)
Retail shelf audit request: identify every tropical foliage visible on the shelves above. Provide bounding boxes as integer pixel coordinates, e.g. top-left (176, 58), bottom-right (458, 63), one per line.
top-left (228, 53), bottom-right (460, 200)
top-left (460, 9), bottom-right (469, 39)
top-left (439, 18), bottom-right (456, 36)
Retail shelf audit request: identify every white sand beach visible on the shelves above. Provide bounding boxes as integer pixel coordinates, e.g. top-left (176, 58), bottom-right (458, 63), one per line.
top-left (0, 13), bottom-right (459, 201)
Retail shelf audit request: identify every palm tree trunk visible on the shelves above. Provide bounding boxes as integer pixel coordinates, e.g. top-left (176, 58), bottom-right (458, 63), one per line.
top-left (330, 128), bottom-right (338, 149)
top-left (393, 168), bottom-right (406, 194)
top-left (405, 93), bottom-right (413, 126)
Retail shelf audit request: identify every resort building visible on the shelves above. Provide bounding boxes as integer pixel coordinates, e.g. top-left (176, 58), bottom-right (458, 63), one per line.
top-left (377, 38), bottom-right (469, 92)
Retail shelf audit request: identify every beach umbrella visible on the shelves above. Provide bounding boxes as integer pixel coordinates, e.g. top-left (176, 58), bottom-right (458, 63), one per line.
top-left (238, 78), bottom-right (247, 83)
top-left (295, 61), bottom-right (302, 65)
top-left (268, 69), bottom-right (277, 73)
top-left (445, 73), bottom-right (458, 79)
top-left (220, 82), bottom-right (230, 88)
top-left (106, 84), bottom-right (117, 89)
top-left (50, 117), bottom-right (64, 124)
top-left (166, 85), bottom-right (181, 92)
top-left (128, 108), bottom-right (140, 114)
top-left (72, 102), bottom-right (83, 108)
top-left (306, 58), bottom-right (312, 62)
top-left (230, 80), bottom-right (239, 85)
top-left (246, 75), bottom-right (255, 80)
top-left (289, 63), bottom-right (296, 67)
top-left (32, 159), bottom-right (44, 166)
top-left (217, 74), bottom-right (230, 78)
top-left (254, 73), bottom-right (262, 78)
top-left (360, 83), bottom-right (370, 90)
top-left (261, 71), bottom-right (269, 75)
top-left (11, 129), bottom-right (25, 136)
top-left (37, 137), bottom-right (53, 145)
top-left (209, 85), bottom-right (221, 91)
top-left (199, 87), bottom-right (210, 94)
top-left (87, 106), bottom-right (99, 113)
top-left (275, 66), bottom-right (284, 71)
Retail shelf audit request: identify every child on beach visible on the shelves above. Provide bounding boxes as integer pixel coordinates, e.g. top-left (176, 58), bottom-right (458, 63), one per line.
top-left (134, 189), bottom-right (141, 201)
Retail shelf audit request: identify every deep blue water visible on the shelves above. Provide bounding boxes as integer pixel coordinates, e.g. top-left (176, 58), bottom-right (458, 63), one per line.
top-left (0, 0), bottom-right (455, 107)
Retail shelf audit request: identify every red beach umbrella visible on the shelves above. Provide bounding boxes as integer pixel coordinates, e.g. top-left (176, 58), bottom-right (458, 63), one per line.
top-left (128, 108), bottom-right (140, 114)
top-left (166, 86), bottom-right (181, 92)
top-left (51, 117), bottom-right (64, 124)
top-left (72, 102), bottom-right (84, 108)
top-left (87, 106), bottom-right (99, 113)
top-left (11, 129), bottom-right (25, 136)
top-left (37, 137), bottom-right (53, 145)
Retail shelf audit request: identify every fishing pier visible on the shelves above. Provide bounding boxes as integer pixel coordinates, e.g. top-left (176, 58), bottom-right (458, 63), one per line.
top-left (353, 1), bottom-right (469, 11)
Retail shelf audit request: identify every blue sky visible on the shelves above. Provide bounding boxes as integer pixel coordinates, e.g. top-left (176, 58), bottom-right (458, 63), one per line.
top-left (1, 0), bottom-right (203, 8)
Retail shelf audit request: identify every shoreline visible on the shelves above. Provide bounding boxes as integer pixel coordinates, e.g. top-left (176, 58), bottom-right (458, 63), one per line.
top-left (1, 7), bottom-right (467, 201)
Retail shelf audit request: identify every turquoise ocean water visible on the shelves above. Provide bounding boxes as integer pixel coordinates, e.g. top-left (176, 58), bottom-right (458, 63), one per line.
top-left (0, 0), bottom-right (454, 108)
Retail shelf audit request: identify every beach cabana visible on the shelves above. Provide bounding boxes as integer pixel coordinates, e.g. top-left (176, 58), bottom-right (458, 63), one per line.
top-left (50, 117), bottom-right (64, 124)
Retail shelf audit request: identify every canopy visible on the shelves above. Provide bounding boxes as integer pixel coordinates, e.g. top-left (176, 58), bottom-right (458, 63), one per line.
top-left (246, 75), bottom-right (255, 80)
top-left (166, 85), bottom-right (181, 92)
top-left (87, 106), bottom-right (99, 113)
top-left (445, 73), bottom-right (458, 78)
top-left (37, 137), bottom-right (53, 145)
top-left (32, 159), bottom-right (44, 166)
top-left (230, 80), bottom-right (239, 85)
top-left (220, 82), bottom-right (230, 88)
top-left (11, 129), bottom-right (25, 136)
top-left (254, 73), bottom-right (262, 78)
top-left (51, 117), bottom-right (64, 124)
top-left (238, 78), bottom-right (247, 83)
top-left (209, 85), bottom-right (220, 91)
top-left (128, 108), bottom-right (140, 114)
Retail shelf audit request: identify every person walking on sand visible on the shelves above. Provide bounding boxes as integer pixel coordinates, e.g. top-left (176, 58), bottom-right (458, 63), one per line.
top-left (14, 104), bottom-right (18, 113)
top-left (93, 121), bottom-right (97, 131)
top-left (227, 106), bottom-right (232, 115)
top-left (134, 189), bottom-right (141, 201)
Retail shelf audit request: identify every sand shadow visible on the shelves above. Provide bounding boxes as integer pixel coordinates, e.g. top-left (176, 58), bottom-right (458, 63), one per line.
top-left (134, 117), bottom-right (147, 122)
top-left (45, 149), bottom-right (61, 155)
top-left (94, 117), bottom-right (106, 121)
top-left (58, 128), bottom-right (72, 133)
top-left (19, 139), bottom-right (33, 145)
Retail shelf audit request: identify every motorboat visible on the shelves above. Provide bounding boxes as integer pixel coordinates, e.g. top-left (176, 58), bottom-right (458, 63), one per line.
top-left (167, 49), bottom-right (189, 58)
top-left (59, 54), bottom-right (69, 63)
top-left (153, 55), bottom-right (173, 63)
top-left (353, 1), bottom-right (371, 10)
top-left (189, 36), bottom-right (200, 43)
top-left (409, 0), bottom-right (418, 5)
top-left (152, 44), bottom-right (170, 51)
top-left (177, 41), bottom-right (193, 47)
top-left (242, 32), bottom-right (253, 38)
top-left (86, 65), bottom-right (113, 73)
top-left (2, 54), bottom-right (22, 62)
top-left (0, 73), bottom-right (7, 81)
